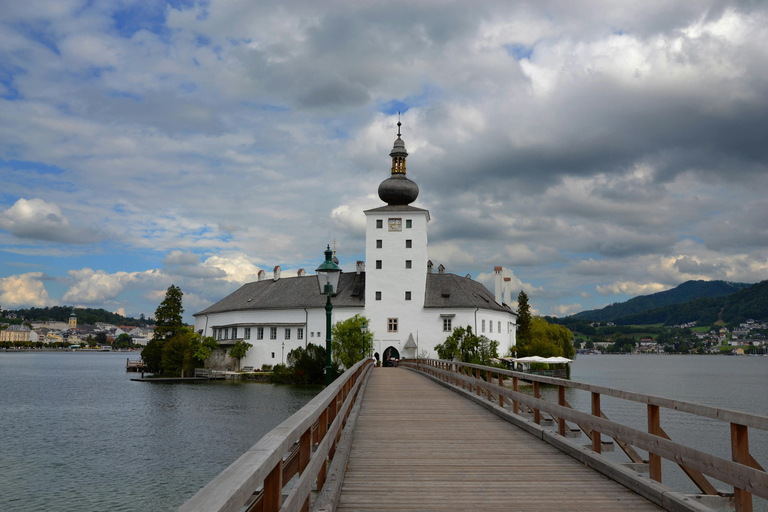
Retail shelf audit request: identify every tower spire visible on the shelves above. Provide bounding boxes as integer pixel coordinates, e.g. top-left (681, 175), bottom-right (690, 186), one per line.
top-left (377, 117), bottom-right (419, 205)
top-left (397, 112), bottom-right (401, 137)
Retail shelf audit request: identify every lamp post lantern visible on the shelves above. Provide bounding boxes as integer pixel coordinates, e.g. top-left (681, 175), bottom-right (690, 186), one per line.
top-left (316, 245), bottom-right (341, 386)
top-left (361, 321), bottom-right (368, 360)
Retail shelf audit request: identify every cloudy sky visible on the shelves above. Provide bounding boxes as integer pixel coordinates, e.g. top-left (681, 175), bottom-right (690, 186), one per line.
top-left (1, 0), bottom-right (767, 323)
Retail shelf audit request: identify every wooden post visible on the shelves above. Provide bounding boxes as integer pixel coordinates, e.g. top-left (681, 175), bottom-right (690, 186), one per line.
top-left (533, 381), bottom-right (541, 424)
top-left (498, 373), bottom-right (504, 407)
top-left (299, 429), bottom-right (311, 512)
top-left (486, 371), bottom-right (492, 401)
top-left (731, 423), bottom-right (753, 512)
top-left (557, 385), bottom-right (566, 436)
top-left (263, 459), bottom-right (283, 511)
top-left (591, 392), bottom-right (601, 453)
top-left (475, 368), bottom-right (481, 397)
top-left (647, 404), bottom-right (662, 483)
top-left (317, 408), bottom-right (328, 490)
top-left (512, 376), bottom-right (519, 415)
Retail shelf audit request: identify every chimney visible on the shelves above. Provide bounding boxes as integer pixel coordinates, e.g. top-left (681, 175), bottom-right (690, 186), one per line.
top-left (258, 270), bottom-right (265, 282)
top-left (297, 269), bottom-right (305, 277)
top-left (356, 261), bottom-right (365, 274)
top-left (437, 264), bottom-right (445, 274)
top-left (503, 277), bottom-right (511, 304)
top-left (273, 266), bottom-right (281, 281)
top-left (427, 260), bottom-right (434, 274)
top-left (494, 266), bottom-right (503, 305)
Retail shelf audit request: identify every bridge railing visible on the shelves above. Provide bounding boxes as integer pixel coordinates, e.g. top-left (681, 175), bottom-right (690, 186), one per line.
top-left (402, 358), bottom-right (768, 512)
top-left (178, 358), bottom-right (373, 512)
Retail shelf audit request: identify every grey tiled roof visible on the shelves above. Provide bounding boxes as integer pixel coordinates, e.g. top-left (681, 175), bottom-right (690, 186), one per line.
top-left (424, 273), bottom-right (515, 314)
top-left (364, 205), bottom-right (429, 214)
top-left (194, 273), bottom-right (366, 316)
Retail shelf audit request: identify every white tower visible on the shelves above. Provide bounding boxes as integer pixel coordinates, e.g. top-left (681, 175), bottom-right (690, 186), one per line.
top-left (364, 120), bottom-right (430, 361)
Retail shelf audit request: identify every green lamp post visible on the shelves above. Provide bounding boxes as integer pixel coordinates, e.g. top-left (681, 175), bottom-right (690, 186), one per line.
top-left (361, 321), bottom-right (368, 360)
top-left (316, 245), bottom-right (341, 386)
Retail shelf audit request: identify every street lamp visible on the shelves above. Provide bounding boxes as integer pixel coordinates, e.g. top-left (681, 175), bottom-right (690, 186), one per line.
top-left (316, 245), bottom-right (342, 386)
top-left (282, 341), bottom-right (285, 365)
top-left (361, 321), bottom-right (368, 360)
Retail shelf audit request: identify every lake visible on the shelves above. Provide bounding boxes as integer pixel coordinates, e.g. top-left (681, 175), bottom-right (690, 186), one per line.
top-left (0, 352), bottom-right (765, 511)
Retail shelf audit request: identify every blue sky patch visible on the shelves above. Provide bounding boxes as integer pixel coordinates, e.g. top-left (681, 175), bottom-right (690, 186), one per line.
top-left (505, 44), bottom-right (533, 61)
top-left (2, 159), bottom-right (67, 175)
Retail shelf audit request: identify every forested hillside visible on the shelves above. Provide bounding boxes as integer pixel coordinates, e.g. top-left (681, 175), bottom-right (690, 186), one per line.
top-left (571, 280), bottom-right (750, 322)
top-left (1, 306), bottom-right (153, 326)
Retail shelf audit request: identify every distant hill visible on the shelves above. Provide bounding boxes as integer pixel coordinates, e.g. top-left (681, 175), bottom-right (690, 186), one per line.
top-left (610, 280), bottom-right (768, 326)
top-left (1, 306), bottom-right (153, 327)
top-left (571, 280), bottom-right (751, 323)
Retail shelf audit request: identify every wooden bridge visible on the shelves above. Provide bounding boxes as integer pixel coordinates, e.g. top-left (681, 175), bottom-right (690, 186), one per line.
top-left (178, 359), bottom-right (768, 512)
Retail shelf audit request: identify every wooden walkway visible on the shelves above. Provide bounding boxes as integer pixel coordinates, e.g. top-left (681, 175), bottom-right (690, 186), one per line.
top-left (337, 368), bottom-right (664, 511)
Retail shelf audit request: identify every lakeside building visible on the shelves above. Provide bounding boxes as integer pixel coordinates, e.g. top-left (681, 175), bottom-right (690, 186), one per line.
top-left (0, 324), bottom-right (39, 344)
top-left (193, 125), bottom-right (517, 370)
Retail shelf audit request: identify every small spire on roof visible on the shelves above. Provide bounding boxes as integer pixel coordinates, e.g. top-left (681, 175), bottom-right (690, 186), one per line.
top-left (397, 111), bottom-right (401, 137)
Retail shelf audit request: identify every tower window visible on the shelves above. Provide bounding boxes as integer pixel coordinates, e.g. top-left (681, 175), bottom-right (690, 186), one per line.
top-left (405, 291), bottom-right (411, 300)
top-left (443, 318), bottom-right (452, 332)
top-left (481, 320), bottom-right (485, 333)
top-left (376, 291), bottom-right (382, 300)
top-left (405, 239), bottom-right (412, 248)
top-left (376, 239), bottom-right (382, 248)
top-left (406, 219), bottom-right (412, 228)
top-left (405, 260), bottom-right (412, 269)
top-left (376, 260), bottom-right (382, 269)
top-left (376, 219), bottom-right (383, 229)
top-left (257, 328), bottom-right (264, 340)
top-left (270, 327), bottom-right (277, 340)
top-left (388, 318), bottom-right (398, 332)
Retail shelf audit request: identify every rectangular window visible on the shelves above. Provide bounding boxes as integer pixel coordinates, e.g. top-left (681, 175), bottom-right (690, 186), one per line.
top-left (270, 327), bottom-right (277, 340)
top-left (388, 318), bottom-right (398, 332)
top-left (405, 291), bottom-right (411, 300)
top-left (376, 219), bottom-right (383, 229)
top-left (498, 321), bottom-right (501, 333)
top-left (310, 331), bottom-right (314, 337)
top-left (376, 291), bottom-right (382, 300)
top-left (317, 332), bottom-right (321, 337)
top-left (406, 219), bottom-right (412, 228)
top-left (257, 327), bottom-right (264, 340)
top-left (376, 260), bottom-right (382, 269)
top-left (224, 328), bottom-right (229, 339)
top-left (489, 322), bottom-right (493, 333)
top-left (481, 320), bottom-right (485, 333)
top-left (271, 352), bottom-right (275, 358)
top-left (405, 239), bottom-right (412, 248)
top-left (405, 260), bottom-right (412, 269)
top-left (283, 328), bottom-right (289, 340)
top-left (298, 328), bottom-right (304, 340)
top-left (232, 327), bottom-right (237, 339)
top-left (443, 318), bottom-right (452, 332)
top-left (244, 328), bottom-right (251, 340)
top-left (376, 239), bottom-right (382, 248)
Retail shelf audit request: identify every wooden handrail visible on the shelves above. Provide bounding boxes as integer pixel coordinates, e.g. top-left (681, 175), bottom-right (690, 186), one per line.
top-left (404, 359), bottom-right (768, 512)
top-left (178, 359), bottom-right (373, 512)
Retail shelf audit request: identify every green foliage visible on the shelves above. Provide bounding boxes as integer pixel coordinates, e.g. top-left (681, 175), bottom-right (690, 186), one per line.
top-left (141, 339), bottom-right (165, 373)
top-left (516, 317), bottom-right (575, 359)
top-left (331, 314), bottom-right (373, 368)
top-left (95, 332), bottom-right (108, 345)
top-left (270, 343), bottom-right (337, 385)
top-left (154, 284), bottom-right (185, 341)
top-left (434, 325), bottom-right (499, 365)
top-left (516, 290), bottom-right (532, 347)
top-left (114, 333), bottom-right (132, 349)
top-left (194, 336), bottom-right (219, 366)
top-left (228, 340), bottom-right (252, 370)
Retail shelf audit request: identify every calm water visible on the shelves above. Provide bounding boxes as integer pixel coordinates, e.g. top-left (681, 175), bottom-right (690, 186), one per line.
top-left (1, 352), bottom-right (766, 511)
top-left (0, 352), bottom-right (320, 512)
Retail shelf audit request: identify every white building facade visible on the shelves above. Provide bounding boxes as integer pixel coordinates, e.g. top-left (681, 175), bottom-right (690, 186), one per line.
top-left (194, 125), bottom-right (517, 370)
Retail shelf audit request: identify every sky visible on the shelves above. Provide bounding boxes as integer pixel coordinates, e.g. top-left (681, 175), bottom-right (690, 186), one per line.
top-left (1, 0), bottom-right (767, 323)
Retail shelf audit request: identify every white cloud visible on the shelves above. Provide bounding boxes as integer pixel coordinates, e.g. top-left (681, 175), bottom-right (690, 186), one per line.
top-left (596, 281), bottom-right (670, 296)
top-left (62, 268), bottom-right (130, 304)
top-left (0, 272), bottom-right (56, 308)
top-left (0, 198), bottom-right (100, 244)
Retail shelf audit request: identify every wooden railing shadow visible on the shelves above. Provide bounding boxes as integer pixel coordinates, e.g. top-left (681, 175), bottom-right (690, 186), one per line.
top-left (402, 359), bottom-right (768, 512)
top-left (178, 358), bottom-right (373, 512)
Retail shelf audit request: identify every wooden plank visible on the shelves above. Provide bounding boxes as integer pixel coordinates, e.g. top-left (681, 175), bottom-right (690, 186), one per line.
top-left (336, 369), bottom-right (663, 512)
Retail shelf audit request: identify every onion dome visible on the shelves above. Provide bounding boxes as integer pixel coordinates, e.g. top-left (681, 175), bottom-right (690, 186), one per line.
top-left (378, 119), bottom-right (419, 205)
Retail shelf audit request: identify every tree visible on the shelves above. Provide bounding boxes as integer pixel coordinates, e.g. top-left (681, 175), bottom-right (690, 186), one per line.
top-left (517, 317), bottom-right (575, 359)
top-left (517, 290), bottom-right (532, 350)
top-left (194, 336), bottom-right (219, 367)
top-left (154, 284), bottom-right (184, 342)
top-left (229, 340), bottom-right (252, 371)
top-left (141, 339), bottom-right (164, 373)
top-left (95, 332), bottom-right (108, 346)
top-left (331, 314), bottom-right (373, 368)
top-left (434, 325), bottom-right (499, 365)
top-left (114, 333), bottom-right (132, 349)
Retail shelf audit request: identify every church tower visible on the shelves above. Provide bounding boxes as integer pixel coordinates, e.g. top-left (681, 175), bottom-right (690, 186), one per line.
top-left (364, 120), bottom-right (430, 360)
top-left (68, 308), bottom-right (77, 329)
